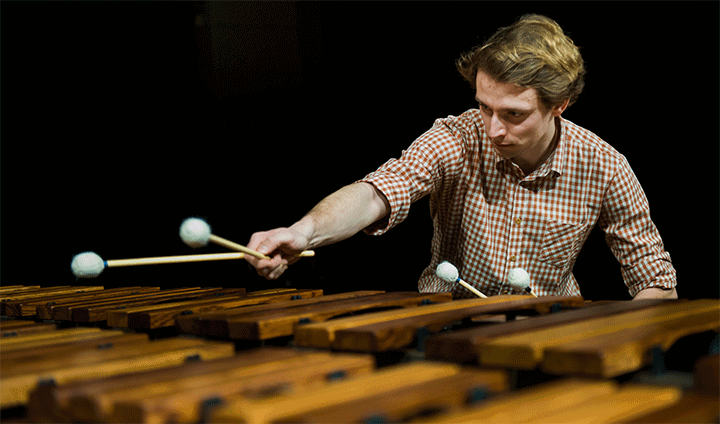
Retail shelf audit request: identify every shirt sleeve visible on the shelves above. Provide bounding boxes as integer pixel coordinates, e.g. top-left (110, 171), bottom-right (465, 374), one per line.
top-left (598, 156), bottom-right (677, 297)
top-left (359, 116), bottom-right (467, 235)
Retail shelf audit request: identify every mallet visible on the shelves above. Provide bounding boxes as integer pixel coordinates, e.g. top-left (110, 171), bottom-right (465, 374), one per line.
top-left (507, 267), bottom-right (538, 297)
top-left (435, 261), bottom-right (488, 298)
top-left (71, 251), bottom-right (246, 278)
top-left (179, 217), bottom-right (314, 260)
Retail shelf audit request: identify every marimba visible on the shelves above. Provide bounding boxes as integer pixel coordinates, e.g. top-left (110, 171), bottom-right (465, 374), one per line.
top-left (1, 285), bottom-right (718, 423)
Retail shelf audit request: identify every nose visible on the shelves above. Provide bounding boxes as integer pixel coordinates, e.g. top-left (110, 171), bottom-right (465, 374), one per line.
top-left (488, 114), bottom-right (507, 139)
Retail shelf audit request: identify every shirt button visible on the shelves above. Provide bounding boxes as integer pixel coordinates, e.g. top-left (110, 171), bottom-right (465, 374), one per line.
top-left (509, 255), bottom-right (517, 262)
top-left (515, 218), bottom-right (522, 225)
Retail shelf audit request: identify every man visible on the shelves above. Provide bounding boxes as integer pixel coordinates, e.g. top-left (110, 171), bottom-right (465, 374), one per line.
top-left (245, 14), bottom-right (677, 300)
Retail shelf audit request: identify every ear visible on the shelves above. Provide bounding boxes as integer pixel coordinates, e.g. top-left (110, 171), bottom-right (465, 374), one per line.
top-left (552, 98), bottom-right (570, 116)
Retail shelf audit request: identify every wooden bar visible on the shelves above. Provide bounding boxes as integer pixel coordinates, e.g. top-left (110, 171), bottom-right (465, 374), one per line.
top-left (72, 289), bottom-right (292, 327)
top-left (0, 321), bottom-right (56, 338)
top-left (425, 299), bottom-right (670, 364)
top-left (331, 296), bottom-right (585, 352)
top-left (27, 347), bottom-right (308, 422)
top-left (281, 369), bottom-right (508, 424)
top-left (101, 287), bottom-right (256, 327)
top-left (1, 337), bottom-right (235, 408)
top-left (542, 310), bottom-right (720, 377)
top-left (477, 299), bottom-right (719, 370)
top-left (176, 290), bottom-right (385, 337)
top-left (108, 352), bottom-right (375, 424)
top-left (31, 287), bottom-right (161, 319)
top-left (2, 332), bottom-right (150, 362)
top-left (226, 292), bottom-right (454, 340)
top-left (419, 379), bottom-right (681, 424)
top-left (622, 392), bottom-right (720, 423)
top-left (0, 327), bottom-right (110, 352)
top-left (2, 286), bottom-right (105, 316)
top-left (0, 285), bottom-right (41, 294)
top-left (125, 288), bottom-right (326, 330)
top-left (209, 361), bottom-right (471, 424)
top-left (294, 295), bottom-right (581, 349)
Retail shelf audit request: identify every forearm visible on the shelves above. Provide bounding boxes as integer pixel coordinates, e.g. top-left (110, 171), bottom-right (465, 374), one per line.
top-left (633, 287), bottom-right (678, 300)
top-left (290, 182), bottom-right (390, 249)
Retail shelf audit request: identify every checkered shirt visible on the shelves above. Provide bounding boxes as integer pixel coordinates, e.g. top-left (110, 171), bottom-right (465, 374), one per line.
top-left (360, 109), bottom-right (676, 298)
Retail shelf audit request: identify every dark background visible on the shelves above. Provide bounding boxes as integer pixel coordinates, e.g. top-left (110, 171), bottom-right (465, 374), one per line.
top-left (2, 2), bottom-right (718, 300)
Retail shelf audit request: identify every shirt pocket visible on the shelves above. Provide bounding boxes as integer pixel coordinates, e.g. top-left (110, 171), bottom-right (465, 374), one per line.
top-left (539, 220), bottom-right (587, 269)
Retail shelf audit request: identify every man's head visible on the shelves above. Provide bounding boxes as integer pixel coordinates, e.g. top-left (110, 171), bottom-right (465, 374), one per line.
top-left (457, 14), bottom-right (585, 111)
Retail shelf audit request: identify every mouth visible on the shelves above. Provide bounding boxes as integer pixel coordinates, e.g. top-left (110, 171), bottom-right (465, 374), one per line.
top-left (491, 139), bottom-right (512, 148)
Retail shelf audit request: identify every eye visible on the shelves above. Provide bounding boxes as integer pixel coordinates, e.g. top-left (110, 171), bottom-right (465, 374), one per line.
top-left (507, 111), bottom-right (522, 118)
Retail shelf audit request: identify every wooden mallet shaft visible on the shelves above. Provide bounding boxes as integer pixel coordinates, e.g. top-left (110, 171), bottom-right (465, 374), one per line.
top-left (457, 278), bottom-right (488, 298)
top-left (208, 234), bottom-right (314, 260)
top-left (105, 252), bottom-right (246, 268)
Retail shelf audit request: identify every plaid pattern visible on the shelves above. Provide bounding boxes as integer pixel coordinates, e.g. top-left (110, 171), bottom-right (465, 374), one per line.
top-left (360, 109), bottom-right (676, 298)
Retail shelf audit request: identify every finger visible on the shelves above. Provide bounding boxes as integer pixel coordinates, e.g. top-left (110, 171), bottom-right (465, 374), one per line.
top-left (246, 232), bottom-right (277, 268)
top-left (268, 263), bottom-right (288, 280)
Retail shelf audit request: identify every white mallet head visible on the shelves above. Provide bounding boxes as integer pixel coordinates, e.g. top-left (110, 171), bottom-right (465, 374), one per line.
top-left (71, 251), bottom-right (106, 278)
top-left (507, 267), bottom-right (531, 291)
top-left (436, 261), bottom-right (459, 283)
top-left (180, 218), bottom-right (211, 248)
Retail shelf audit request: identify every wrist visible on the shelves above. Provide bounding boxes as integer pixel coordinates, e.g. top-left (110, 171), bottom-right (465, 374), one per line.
top-left (289, 216), bottom-right (317, 249)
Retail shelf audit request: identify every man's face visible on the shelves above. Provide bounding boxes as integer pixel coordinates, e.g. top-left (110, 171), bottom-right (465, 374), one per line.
top-left (475, 70), bottom-right (565, 169)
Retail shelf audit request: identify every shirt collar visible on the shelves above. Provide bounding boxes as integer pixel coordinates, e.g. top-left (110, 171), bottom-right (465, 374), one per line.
top-left (492, 116), bottom-right (567, 179)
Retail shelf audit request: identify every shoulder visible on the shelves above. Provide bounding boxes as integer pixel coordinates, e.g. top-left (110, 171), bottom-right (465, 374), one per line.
top-left (433, 109), bottom-right (485, 136)
top-left (561, 118), bottom-right (627, 170)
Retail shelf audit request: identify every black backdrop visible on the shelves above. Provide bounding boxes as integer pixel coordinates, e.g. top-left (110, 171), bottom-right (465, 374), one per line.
top-left (2, 1), bottom-right (718, 300)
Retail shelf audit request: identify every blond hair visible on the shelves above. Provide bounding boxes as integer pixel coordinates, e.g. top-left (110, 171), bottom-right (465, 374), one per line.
top-left (457, 14), bottom-right (585, 109)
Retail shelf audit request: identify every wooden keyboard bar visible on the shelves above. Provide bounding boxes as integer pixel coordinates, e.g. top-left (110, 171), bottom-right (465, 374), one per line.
top-left (623, 392), bottom-right (720, 424)
top-left (210, 361), bottom-right (468, 423)
top-left (69, 287), bottom-right (245, 327)
top-left (109, 352), bottom-right (375, 424)
top-left (418, 379), bottom-right (616, 423)
top-left (421, 379), bottom-right (681, 424)
top-left (331, 296), bottom-right (585, 352)
top-left (176, 291), bottom-right (385, 337)
top-left (2, 286), bottom-right (105, 316)
top-left (1, 321), bottom-right (56, 338)
top-left (528, 384), bottom-right (682, 424)
top-left (282, 369), bottom-right (508, 424)
top-left (125, 289), bottom-right (325, 329)
top-left (71, 287), bottom-right (259, 323)
top-left (0, 327), bottom-right (109, 351)
top-left (542, 309), bottom-right (720, 377)
top-left (32, 287), bottom-right (161, 319)
top-left (0, 285), bottom-right (40, 292)
top-left (225, 292), bottom-right (454, 340)
top-left (294, 295), bottom-right (581, 349)
top-left (27, 347), bottom-right (309, 422)
top-left (478, 299), bottom-right (719, 370)
top-left (425, 299), bottom-right (670, 363)
top-left (2, 332), bottom-right (150, 363)
top-left (101, 288), bottom-right (262, 327)
top-left (5, 287), bottom-right (199, 320)
top-left (1, 337), bottom-right (234, 408)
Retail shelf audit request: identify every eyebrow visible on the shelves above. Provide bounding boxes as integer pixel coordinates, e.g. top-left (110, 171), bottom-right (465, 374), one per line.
top-left (475, 97), bottom-right (532, 114)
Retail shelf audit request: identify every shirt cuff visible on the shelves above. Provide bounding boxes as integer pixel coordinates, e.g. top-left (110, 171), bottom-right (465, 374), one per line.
top-left (622, 255), bottom-right (677, 297)
top-left (358, 170), bottom-right (412, 236)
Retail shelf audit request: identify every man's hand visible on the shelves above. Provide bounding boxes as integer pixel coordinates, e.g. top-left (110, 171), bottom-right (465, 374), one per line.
top-left (246, 227), bottom-right (311, 280)
top-left (245, 182), bottom-right (390, 280)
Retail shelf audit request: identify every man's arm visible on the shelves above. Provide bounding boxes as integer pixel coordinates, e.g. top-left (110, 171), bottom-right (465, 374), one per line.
top-left (246, 182), bottom-right (390, 280)
top-left (633, 287), bottom-right (678, 300)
